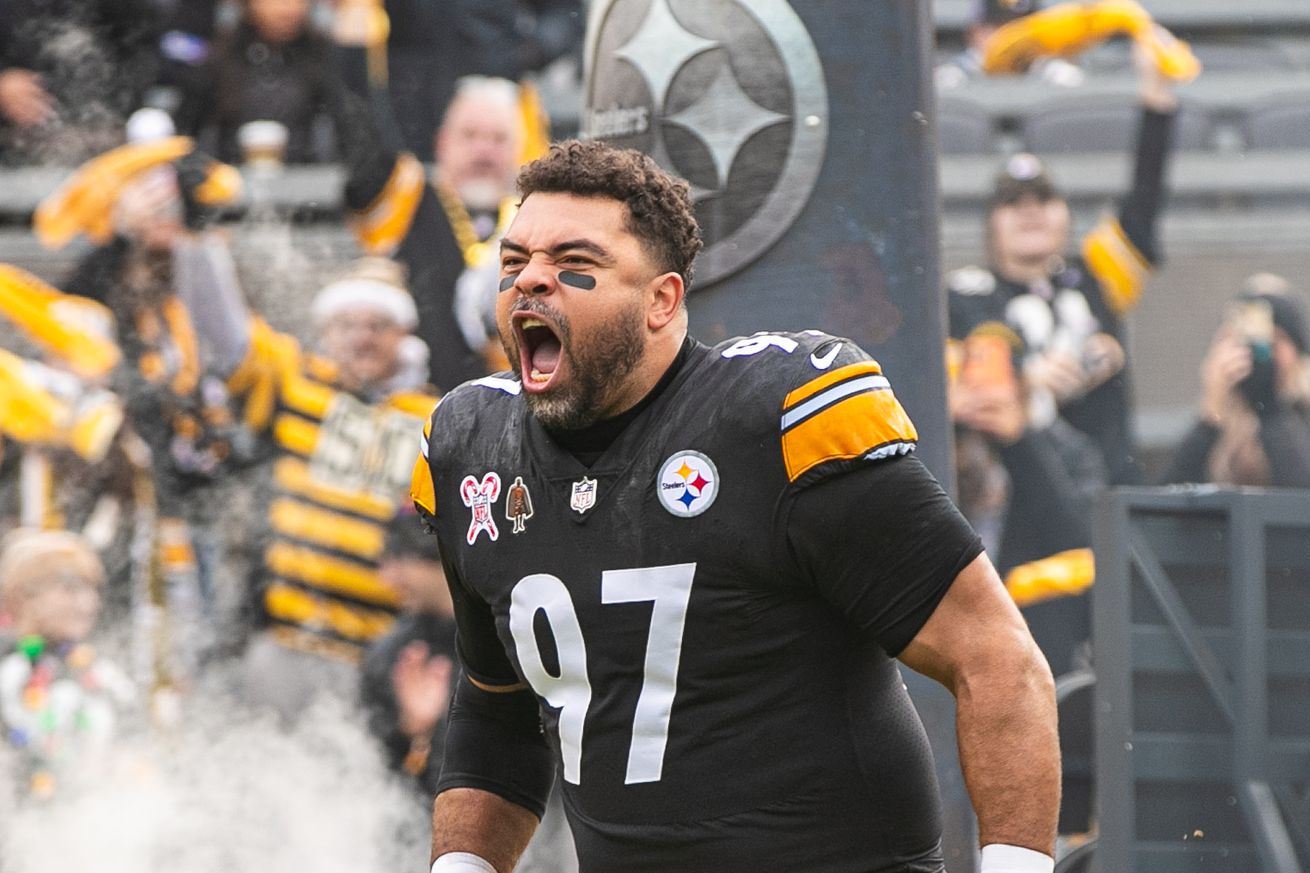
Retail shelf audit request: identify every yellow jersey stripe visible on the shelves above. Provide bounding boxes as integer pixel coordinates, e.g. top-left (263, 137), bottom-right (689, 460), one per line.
top-left (264, 582), bottom-right (395, 643)
top-left (264, 541), bottom-right (400, 608)
top-left (1081, 216), bottom-right (1151, 317)
top-left (160, 297), bottom-right (200, 397)
top-left (280, 371), bottom-right (336, 422)
top-left (273, 413), bottom-right (319, 458)
top-left (352, 153), bottom-right (426, 256)
top-left (411, 451), bottom-right (437, 518)
top-left (269, 497), bottom-right (386, 561)
top-left (784, 361), bottom-right (883, 410)
top-left (388, 391), bottom-right (440, 418)
top-left (227, 320), bottom-right (282, 432)
top-left (273, 457), bottom-right (396, 520)
top-left (781, 389), bottom-right (918, 482)
top-left (304, 353), bottom-right (339, 385)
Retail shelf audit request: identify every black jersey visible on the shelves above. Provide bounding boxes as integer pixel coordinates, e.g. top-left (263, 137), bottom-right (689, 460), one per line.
top-left (415, 331), bottom-right (983, 873)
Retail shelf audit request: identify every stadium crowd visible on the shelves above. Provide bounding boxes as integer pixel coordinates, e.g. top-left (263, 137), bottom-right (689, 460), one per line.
top-left (0, 1), bottom-right (1308, 871)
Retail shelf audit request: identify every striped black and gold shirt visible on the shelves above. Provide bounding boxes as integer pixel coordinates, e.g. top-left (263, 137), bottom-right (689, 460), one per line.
top-left (230, 318), bottom-right (437, 662)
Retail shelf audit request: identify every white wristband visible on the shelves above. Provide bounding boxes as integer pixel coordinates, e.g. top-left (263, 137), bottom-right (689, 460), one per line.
top-left (430, 852), bottom-right (497, 873)
top-left (980, 843), bottom-right (1055, 873)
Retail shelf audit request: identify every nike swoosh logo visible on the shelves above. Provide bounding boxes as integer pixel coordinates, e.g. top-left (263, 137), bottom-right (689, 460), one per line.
top-left (810, 344), bottom-right (842, 369)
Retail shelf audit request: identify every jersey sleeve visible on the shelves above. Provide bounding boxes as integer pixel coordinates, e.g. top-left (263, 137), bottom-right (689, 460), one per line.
top-left (410, 409), bottom-right (438, 522)
top-left (1083, 106), bottom-right (1176, 317)
top-left (412, 393), bottom-right (522, 690)
top-left (775, 336), bottom-right (918, 485)
top-left (328, 59), bottom-right (426, 257)
top-left (223, 318), bottom-right (310, 434)
top-left (347, 152), bottom-right (427, 256)
top-left (780, 454), bottom-right (984, 656)
top-left (1080, 214), bottom-right (1153, 318)
top-left (442, 539), bottom-right (527, 692)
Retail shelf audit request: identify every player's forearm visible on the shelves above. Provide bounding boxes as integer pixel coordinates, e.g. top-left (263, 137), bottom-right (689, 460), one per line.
top-left (954, 629), bottom-right (1060, 856)
top-left (431, 787), bottom-right (539, 873)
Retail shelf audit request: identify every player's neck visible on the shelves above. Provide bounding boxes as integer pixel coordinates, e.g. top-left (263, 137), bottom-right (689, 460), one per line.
top-left (611, 327), bottom-right (689, 416)
top-left (547, 334), bottom-right (697, 464)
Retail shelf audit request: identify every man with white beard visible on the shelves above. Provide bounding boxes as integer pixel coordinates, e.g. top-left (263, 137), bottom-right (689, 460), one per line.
top-left (340, 72), bottom-right (525, 392)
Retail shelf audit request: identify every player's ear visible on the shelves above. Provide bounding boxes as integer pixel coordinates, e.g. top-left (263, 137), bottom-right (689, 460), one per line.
top-left (647, 271), bottom-right (684, 331)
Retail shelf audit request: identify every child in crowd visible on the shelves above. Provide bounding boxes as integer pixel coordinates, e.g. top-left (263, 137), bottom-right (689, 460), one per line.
top-left (0, 528), bottom-right (134, 800)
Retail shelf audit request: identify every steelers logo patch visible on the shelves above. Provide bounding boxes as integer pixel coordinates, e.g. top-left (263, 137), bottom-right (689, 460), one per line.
top-left (657, 451), bottom-right (719, 517)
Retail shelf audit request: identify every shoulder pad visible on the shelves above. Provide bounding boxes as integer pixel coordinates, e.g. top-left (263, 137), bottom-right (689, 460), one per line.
top-left (462, 374), bottom-right (522, 396)
top-left (713, 329), bottom-right (849, 366)
top-left (431, 374), bottom-right (518, 431)
top-left (947, 266), bottom-right (997, 296)
top-left (709, 331), bottom-right (918, 484)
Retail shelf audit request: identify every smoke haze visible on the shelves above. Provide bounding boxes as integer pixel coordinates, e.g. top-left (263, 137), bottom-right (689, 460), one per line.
top-left (0, 694), bottom-right (428, 873)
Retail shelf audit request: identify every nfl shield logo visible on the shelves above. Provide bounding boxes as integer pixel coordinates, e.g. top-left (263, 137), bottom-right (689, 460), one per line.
top-left (570, 477), bottom-right (597, 514)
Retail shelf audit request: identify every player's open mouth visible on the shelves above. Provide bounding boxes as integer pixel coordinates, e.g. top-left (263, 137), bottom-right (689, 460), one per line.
top-left (513, 311), bottom-right (564, 393)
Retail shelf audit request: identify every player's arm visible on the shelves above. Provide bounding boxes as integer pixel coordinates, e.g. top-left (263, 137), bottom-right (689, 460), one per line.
top-left (1082, 43), bottom-right (1178, 317)
top-left (412, 419), bottom-right (551, 870)
top-left (428, 545), bottom-right (552, 872)
top-left (898, 553), bottom-right (1060, 868)
top-left (782, 438), bottom-right (1058, 871)
top-left (326, 37), bottom-right (423, 258)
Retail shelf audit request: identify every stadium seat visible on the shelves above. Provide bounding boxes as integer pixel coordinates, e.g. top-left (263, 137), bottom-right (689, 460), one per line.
top-left (937, 98), bottom-right (996, 155)
top-left (1022, 93), bottom-right (1211, 153)
top-left (1245, 92), bottom-right (1310, 149)
top-left (1189, 40), bottom-right (1301, 74)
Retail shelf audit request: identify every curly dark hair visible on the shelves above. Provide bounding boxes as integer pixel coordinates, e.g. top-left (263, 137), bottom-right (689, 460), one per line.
top-left (516, 140), bottom-right (703, 288)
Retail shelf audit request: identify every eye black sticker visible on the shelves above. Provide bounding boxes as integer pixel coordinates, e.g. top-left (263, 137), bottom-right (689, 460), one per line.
top-left (558, 271), bottom-right (596, 290)
top-left (498, 275), bottom-right (516, 292)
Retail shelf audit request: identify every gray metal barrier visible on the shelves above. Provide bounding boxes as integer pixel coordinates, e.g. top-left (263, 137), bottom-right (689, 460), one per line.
top-left (1093, 487), bottom-right (1310, 873)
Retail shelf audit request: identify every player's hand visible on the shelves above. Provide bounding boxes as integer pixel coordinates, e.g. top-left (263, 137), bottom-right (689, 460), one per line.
top-left (0, 68), bottom-right (54, 127)
top-left (392, 642), bottom-right (454, 739)
top-left (1200, 327), bottom-right (1252, 425)
top-left (1133, 40), bottom-right (1179, 113)
top-left (1026, 349), bottom-right (1087, 404)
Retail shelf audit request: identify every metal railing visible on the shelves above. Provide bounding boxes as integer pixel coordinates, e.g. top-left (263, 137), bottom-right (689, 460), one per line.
top-left (1093, 486), bottom-right (1310, 873)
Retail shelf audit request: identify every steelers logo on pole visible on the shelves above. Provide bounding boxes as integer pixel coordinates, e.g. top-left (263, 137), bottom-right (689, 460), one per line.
top-left (583, 0), bottom-right (829, 290)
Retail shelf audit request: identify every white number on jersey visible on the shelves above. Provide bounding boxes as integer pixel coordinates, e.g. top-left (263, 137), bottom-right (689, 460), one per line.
top-left (720, 334), bottom-right (799, 358)
top-left (508, 563), bottom-right (697, 786)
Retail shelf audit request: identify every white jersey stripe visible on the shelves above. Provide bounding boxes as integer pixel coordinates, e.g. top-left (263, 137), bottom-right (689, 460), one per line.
top-left (779, 374), bottom-right (889, 431)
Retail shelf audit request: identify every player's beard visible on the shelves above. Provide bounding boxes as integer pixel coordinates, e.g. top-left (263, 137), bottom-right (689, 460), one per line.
top-left (507, 299), bottom-right (646, 432)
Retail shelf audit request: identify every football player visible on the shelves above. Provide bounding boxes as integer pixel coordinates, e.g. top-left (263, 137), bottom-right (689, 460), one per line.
top-left (413, 141), bottom-right (1059, 873)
